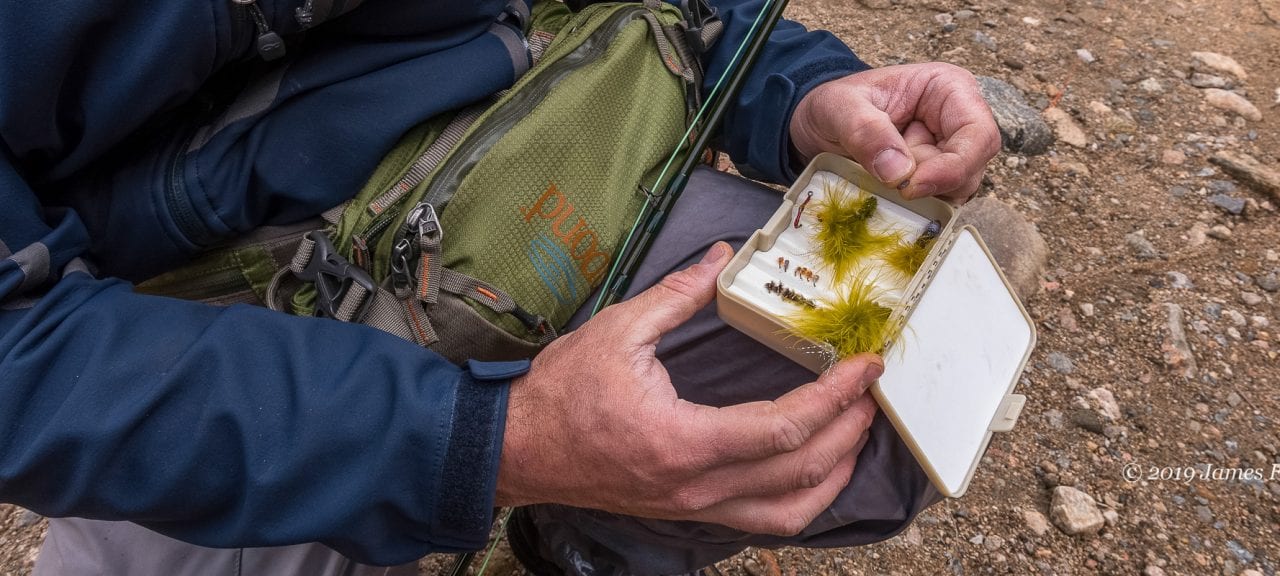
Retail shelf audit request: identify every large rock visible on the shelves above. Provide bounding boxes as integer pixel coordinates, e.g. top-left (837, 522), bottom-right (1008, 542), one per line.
top-left (1211, 151), bottom-right (1280, 200)
top-left (976, 76), bottom-right (1054, 155)
top-left (953, 197), bottom-right (1049, 302)
top-left (1050, 486), bottom-right (1106, 535)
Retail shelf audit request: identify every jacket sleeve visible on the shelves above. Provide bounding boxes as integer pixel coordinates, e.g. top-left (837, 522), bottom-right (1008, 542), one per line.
top-left (700, 0), bottom-right (872, 184)
top-left (0, 151), bottom-right (515, 565)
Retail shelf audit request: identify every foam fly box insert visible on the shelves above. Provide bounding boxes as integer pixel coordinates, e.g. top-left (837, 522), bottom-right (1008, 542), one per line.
top-left (716, 153), bottom-right (1036, 497)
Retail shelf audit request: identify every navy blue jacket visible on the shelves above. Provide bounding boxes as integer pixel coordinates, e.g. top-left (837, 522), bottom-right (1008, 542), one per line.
top-left (0, 0), bottom-right (867, 565)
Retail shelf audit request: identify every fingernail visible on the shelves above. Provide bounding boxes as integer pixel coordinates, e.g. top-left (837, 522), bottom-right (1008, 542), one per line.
top-left (872, 149), bottom-right (913, 183)
top-left (907, 183), bottom-right (937, 199)
top-left (699, 242), bottom-right (729, 266)
top-left (863, 361), bottom-right (884, 383)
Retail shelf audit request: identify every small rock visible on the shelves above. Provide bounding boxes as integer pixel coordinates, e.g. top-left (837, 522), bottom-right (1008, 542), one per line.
top-left (1226, 540), bottom-right (1255, 564)
top-left (1138, 78), bottom-right (1164, 93)
top-left (1022, 508), bottom-right (1051, 536)
top-left (1208, 225), bottom-right (1233, 240)
top-left (743, 559), bottom-right (766, 576)
top-left (1203, 89), bottom-right (1263, 122)
top-left (1086, 387), bottom-right (1122, 421)
top-left (969, 534), bottom-right (985, 545)
top-left (1125, 232), bottom-right (1158, 259)
top-left (976, 77), bottom-right (1054, 155)
top-left (1047, 352), bottom-right (1075, 374)
top-left (1162, 303), bottom-right (1197, 378)
top-left (1227, 392), bottom-right (1243, 407)
top-left (1224, 309), bottom-right (1247, 326)
top-left (1076, 48), bottom-right (1095, 64)
top-left (1043, 107), bottom-right (1088, 148)
top-left (1170, 185), bottom-right (1191, 197)
top-left (1102, 509), bottom-right (1120, 526)
top-left (1255, 272), bottom-right (1279, 292)
top-left (1195, 505), bottom-right (1214, 523)
top-left (1241, 292), bottom-right (1264, 306)
top-left (1079, 302), bottom-right (1095, 317)
top-left (1190, 51), bottom-right (1248, 80)
top-left (1208, 180), bottom-right (1238, 195)
top-left (1022, 16), bottom-right (1041, 26)
top-left (972, 31), bottom-right (998, 51)
top-left (17, 509), bottom-right (42, 528)
top-left (1166, 271), bottom-right (1194, 289)
top-left (1161, 149), bottom-right (1186, 165)
top-left (934, 13), bottom-right (954, 25)
top-left (856, 0), bottom-right (892, 8)
top-left (900, 524), bottom-right (924, 546)
top-left (1050, 486), bottom-right (1106, 535)
top-left (954, 9), bottom-right (976, 20)
top-left (1144, 566), bottom-right (1167, 576)
top-left (953, 197), bottom-right (1050, 301)
top-left (1071, 409), bottom-right (1107, 434)
top-left (1189, 73), bottom-right (1232, 89)
top-left (1043, 409), bottom-right (1065, 430)
top-left (1209, 194), bottom-right (1247, 215)
top-left (1211, 151), bottom-right (1280, 200)
top-left (985, 535), bottom-right (1005, 550)
top-left (1242, 570), bottom-right (1264, 576)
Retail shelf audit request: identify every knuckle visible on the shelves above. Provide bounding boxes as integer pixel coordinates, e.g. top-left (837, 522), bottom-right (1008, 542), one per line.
top-left (672, 486), bottom-right (715, 513)
top-left (770, 512), bottom-right (812, 537)
top-left (795, 455), bottom-right (834, 489)
top-left (770, 411), bottom-right (808, 453)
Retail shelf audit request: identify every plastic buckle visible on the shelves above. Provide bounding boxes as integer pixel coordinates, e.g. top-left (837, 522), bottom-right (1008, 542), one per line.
top-left (297, 231), bottom-right (376, 321)
top-left (679, 0), bottom-right (720, 54)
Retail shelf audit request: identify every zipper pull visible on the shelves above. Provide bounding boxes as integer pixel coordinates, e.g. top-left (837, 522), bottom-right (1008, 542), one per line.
top-left (391, 203), bottom-right (445, 296)
top-left (233, 0), bottom-right (287, 61)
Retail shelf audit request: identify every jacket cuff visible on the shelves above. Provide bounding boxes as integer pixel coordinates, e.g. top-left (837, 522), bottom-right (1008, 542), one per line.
top-left (430, 359), bottom-right (528, 549)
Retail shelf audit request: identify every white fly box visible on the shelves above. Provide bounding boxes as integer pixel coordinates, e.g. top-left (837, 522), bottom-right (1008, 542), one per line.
top-left (716, 153), bottom-right (1036, 497)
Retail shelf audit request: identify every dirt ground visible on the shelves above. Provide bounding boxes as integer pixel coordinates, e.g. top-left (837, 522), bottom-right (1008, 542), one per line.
top-left (4, 0), bottom-right (1278, 574)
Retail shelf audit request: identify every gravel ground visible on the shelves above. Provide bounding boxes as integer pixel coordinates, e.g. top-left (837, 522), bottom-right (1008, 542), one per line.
top-left (4, 0), bottom-right (1279, 574)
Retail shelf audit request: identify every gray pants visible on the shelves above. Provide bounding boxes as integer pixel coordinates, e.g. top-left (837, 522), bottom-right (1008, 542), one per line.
top-left (36, 168), bottom-right (939, 575)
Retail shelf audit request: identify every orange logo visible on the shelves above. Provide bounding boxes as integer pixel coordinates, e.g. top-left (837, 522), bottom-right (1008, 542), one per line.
top-left (519, 183), bottom-right (611, 286)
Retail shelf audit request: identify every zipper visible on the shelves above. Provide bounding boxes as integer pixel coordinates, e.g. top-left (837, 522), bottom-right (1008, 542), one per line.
top-left (232, 0), bottom-right (286, 61)
top-left (164, 132), bottom-right (219, 249)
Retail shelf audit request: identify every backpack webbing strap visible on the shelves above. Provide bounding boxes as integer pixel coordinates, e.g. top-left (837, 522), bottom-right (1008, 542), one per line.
top-left (640, 11), bottom-right (695, 85)
top-left (438, 268), bottom-right (558, 346)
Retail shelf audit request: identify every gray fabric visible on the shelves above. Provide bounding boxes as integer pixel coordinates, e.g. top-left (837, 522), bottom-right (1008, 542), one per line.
top-left (522, 167), bottom-right (943, 575)
top-left (35, 518), bottom-right (415, 576)
top-left (362, 285), bottom-right (424, 345)
top-left (488, 20), bottom-right (531, 80)
top-left (188, 66), bottom-right (288, 153)
top-left (62, 257), bottom-right (93, 278)
top-left (11, 241), bottom-right (51, 292)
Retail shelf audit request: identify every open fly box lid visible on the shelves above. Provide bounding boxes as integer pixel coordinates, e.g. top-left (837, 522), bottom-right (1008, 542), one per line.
top-left (716, 152), bottom-right (1037, 497)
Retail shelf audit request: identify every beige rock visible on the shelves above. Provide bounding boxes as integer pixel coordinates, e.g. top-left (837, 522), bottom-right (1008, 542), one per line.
top-left (1190, 51), bottom-right (1248, 80)
top-left (1211, 151), bottom-right (1280, 200)
top-left (1022, 508), bottom-right (1051, 536)
top-left (1086, 388), bottom-right (1121, 421)
top-left (1161, 149), bottom-right (1186, 165)
top-left (1049, 486), bottom-right (1105, 535)
top-left (1042, 107), bottom-right (1088, 148)
top-left (1162, 303), bottom-right (1197, 378)
top-left (953, 198), bottom-right (1050, 302)
top-left (1203, 89), bottom-right (1262, 121)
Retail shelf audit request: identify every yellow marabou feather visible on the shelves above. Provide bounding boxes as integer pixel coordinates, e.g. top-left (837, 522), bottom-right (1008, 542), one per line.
top-left (810, 180), bottom-right (898, 281)
top-left (785, 275), bottom-right (899, 358)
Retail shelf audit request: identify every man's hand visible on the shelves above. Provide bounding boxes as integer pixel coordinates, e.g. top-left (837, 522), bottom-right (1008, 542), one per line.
top-left (496, 242), bottom-right (882, 536)
top-left (789, 62), bottom-right (1001, 202)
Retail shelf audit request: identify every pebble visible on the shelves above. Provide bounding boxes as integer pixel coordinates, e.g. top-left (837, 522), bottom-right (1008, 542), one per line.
top-left (1138, 78), bottom-right (1164, 93)
top-left (1047, 352), bottom-right (1075, 374)
top-left (17, 509), bottom-right (42, 528)
top-left (1203, 89), bottom-right (1263, 122)
top-left (1256, 272), bottom-right (1279, 292)
top-left (1162, 303), bottom-right (1197, 378)
top-left (1224, 309), bottom-right (1246, 326)
top-left (954, 9), bottom-right (976, 20)
top-left (1240, 292), bottom-right (1264, 306)
top-left (1195, 505), bottom-right (1214, 523)
top-left (1076, 48), bottom-right (1095, 64)
top-left (1022, 16), bottom-right (1041, 26)
top-left (1071, 409), bottom-right (1106, 434)
top-left (1050, 486), bottom-right (1105, 535)
top-left (1144, 567), bottom-right (1167, 576)
top-left (1190, 51), bottom-right (1248, 80)
top-left (972, 31), bottom-right (998, 51)
top-left (1161, 149), bottom-right (1185, 165)
top-left (984, 535), bottom-right (1005, 550)
top-left (1022, 508), bottom-right (1051, 536)
top-left (934, 13), bottom-right (954, 25)
top-left (976, 77), bottom-right (1054, 155)
top-left (1101, 509), bottom-right (1120, 526)
top-left (1208, 194), bottom-right (1247, 215)
top-left (1189, 73), bottom-right (1232, 89)
top-left (1166, 271), bottom-right (1194, 289)
top-left (1125, 232), bottom-right (1158, 259)
top-left (1080, 302), bottom-right (1095, 317)
top-left (969, 534), bottom-right (985, 545)
top-left (1227, 392), bottom-right (1243, 407)
top-left (1042, 107), bottom-right (1089, 148)
top-left (1208, 225), bottom-right (1233, 240)
top-left (1226, 540), bottom-right (1255, 564)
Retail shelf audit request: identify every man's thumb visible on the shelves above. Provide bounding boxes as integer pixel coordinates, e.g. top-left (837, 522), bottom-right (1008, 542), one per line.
top-left (619, 242), bottom-right (732, 343)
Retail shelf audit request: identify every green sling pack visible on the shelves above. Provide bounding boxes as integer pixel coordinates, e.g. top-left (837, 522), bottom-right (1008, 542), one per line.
top-left (139, 0), bottom-right (718, 363)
